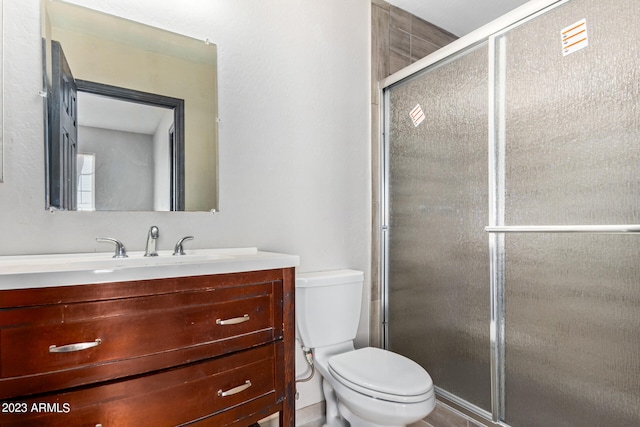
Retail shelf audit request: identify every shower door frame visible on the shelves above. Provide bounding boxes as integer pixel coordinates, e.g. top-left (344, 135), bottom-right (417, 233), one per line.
top-left (377, 0), bottom-right (640, 423)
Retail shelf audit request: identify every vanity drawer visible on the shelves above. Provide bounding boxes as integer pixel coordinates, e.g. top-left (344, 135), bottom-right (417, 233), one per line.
top-left (0, 281), bottom-right (283, 397)
top-left (0, 343), bottom-right (279, 427)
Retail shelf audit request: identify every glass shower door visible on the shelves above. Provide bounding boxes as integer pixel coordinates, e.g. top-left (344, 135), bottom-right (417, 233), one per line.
top-left (498, 0), bottom-right (640, 425)
top-left (385, 43), bottom-right (491, 412)
top-left (384, 0), bottom-right (640, 424)
top-left (503, 234), bottom-right (640, 426)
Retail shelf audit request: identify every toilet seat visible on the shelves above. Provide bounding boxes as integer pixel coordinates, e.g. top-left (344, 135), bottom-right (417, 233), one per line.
top-left (328, 347), bottom-right (433, 404)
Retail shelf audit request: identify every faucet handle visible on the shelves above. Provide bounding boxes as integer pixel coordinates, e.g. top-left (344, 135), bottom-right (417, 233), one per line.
top-left (96, 237), bottom-right (128, 258)
top-left (173, 236), bottom-right (194, 256)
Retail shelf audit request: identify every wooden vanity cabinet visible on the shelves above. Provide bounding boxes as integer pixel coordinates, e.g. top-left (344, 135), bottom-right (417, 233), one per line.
top-left (0, 268), bottom-right (295, 427)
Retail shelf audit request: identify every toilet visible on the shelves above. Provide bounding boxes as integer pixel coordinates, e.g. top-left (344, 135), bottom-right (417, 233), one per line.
top-left (296, 270), bottom-right (435, 427)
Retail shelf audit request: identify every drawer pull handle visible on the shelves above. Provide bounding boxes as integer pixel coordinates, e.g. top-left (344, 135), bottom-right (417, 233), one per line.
top-left (49, 338), bottom-right (102, 353)
top-left (218, 380), bottom-right (252, 397)
top-left (216, 314), bottom-right (250, 325)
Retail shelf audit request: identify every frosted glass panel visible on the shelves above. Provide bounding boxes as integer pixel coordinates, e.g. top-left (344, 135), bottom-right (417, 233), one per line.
top-left (387, 44), bottom-right (490, 411)
top-left (504, 0), bottom-right (640, 225)
top-left (504, 234), bottom-right (640, 426)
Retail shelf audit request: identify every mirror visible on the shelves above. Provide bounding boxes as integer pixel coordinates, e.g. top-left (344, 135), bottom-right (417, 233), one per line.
top-left (42, 0), bottom-right (218, 211)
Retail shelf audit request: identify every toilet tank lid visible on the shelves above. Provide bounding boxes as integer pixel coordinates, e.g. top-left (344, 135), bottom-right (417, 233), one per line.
top-left (295, 269), bottom-right (364, 288)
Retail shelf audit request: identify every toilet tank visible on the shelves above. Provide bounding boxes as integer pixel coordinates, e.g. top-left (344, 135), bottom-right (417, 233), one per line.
top-left (295, 269), bottom-right (364, 348)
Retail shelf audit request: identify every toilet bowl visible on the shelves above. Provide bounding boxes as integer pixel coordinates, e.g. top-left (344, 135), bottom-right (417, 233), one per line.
top-left (296, 270), bottom-right (435, 427)
top-left (317, 345), bottom-right (435, 427)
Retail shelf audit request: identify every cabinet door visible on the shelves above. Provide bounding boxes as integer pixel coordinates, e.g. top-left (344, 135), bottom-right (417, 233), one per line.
top-left (0, 280), bottom-right (283, 398)
top-left (0, 344), bottom-right (278, 427)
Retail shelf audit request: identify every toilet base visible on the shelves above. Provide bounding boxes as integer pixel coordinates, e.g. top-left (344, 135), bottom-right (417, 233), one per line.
top-left (322, 379), bottom-right (348, 427)
top-left (338, 401), bottom-right (403, 427)
top-left (321, 378), bottom-right (424, 427)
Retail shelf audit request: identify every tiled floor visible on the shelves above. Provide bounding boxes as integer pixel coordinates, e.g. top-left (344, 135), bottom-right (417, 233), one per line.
top-left (297, 419), bottom-right (324, 427)
top-left (410, 402), bottom-right (488, 427)
top-left (292, 401), bottom-right (490, 427)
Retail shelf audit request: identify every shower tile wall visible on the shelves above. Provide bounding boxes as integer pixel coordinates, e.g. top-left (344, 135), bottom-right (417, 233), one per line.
top-left (371, 0), bottom-right (457, 348)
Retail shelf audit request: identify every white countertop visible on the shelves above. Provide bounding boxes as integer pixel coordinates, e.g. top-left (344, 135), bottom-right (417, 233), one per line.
top-left (0, 248), bottom-right (299, 290)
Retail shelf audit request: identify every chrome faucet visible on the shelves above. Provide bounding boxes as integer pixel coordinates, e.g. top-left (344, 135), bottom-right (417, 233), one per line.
top-left (173, 236), bottom-right (194, 256)
top-left (144, 226), bottom-right (160, 257)
top-left (96, 237), bottom-right (128, 258)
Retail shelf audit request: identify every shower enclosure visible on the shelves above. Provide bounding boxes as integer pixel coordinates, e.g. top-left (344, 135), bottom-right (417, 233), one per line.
top-left (381, 0), bottom-right (640, 425)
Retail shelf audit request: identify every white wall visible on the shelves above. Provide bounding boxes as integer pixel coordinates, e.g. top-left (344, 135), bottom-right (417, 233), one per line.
top-left (79, 126), bottom-right (154, 211)
top-left (0, 0), bottom-right (371, 410)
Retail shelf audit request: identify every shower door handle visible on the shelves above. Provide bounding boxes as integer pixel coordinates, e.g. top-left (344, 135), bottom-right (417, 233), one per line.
top-left (485, 225), bottom-right (640, 233)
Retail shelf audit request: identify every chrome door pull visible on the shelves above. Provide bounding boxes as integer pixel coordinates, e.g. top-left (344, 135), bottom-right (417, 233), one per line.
top-left (49, 338), bottom-right (102, 353)
top-left (484, 224), bottom-right (640, 233)
top-left (216, 314), bottom-right (250, 325)
top-left (218, 380), bottom-right (252, 397)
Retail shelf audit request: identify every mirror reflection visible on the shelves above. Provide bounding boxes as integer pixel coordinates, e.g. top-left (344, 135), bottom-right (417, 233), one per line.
top-left (42, 0), bottom-right (218, 211)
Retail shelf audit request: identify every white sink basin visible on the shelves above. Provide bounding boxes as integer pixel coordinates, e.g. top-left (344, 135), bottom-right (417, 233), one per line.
top-left (0, 247), bottom-right (298, 290)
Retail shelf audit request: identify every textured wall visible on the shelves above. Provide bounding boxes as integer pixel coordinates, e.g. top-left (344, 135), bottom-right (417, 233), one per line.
top-left (79, 126), bottom-right (154, 211)
top-left (0, 0), bottom-right (371, 409)
top-left (0, 0), bottom-right (370, 270)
